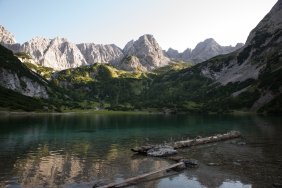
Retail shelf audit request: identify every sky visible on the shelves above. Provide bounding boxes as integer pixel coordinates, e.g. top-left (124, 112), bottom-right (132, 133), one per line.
top-left (0, 0), bottom-right (278, 52)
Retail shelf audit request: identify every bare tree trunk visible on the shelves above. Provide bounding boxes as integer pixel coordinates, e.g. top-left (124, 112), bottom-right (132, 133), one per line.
top-left (131, 131), bottom-right (241, 154)
top-left (96, 162), bottom-right (185, 188)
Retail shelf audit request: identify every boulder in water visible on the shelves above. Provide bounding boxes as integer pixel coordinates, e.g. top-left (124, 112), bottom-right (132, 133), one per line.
top-left (147, 145), bottom-right (177, 157)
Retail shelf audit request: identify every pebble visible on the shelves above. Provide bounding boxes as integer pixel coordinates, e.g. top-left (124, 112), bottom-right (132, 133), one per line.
top-left (207, 162), bottom-right (220, 166)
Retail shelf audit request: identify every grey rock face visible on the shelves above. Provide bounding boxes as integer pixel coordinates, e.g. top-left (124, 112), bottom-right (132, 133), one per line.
top-left (1, 34), bottom-right (124, 70)
top-left (118, 56), bottom-right (146, 72)
top-left (164, 39), bottom-right (243, 64)
top-left (0, 25), bottom-right (16, 44)
top-left (0, 25), bottom-right (21, 52)
top-left (21, 37), bottom-right (88, 70)
top-left (4, 37), bottom-right (125, 71)
top-left (0, 68), bottom-right (49, 99)
top-left (42, 37), bottom-right (87, 70)
top-left (20, 37), bottom-right (51, 64)
top-left (123, 34), bottom-right (170, 71)
top-left (182, 48), bottom-right (192, 61)
top-left (245, 0), bottom-right (282, 46)
top-left (191, 38), bottom-right (224, 61)
top-left (3, 43), bottom-right (21, 52)
top-left (0, 43), bottom-right (49, 99)
top-left (165, 48), bottom-right (181, 59)
top-left (77, 43), bottom-right (124, 66)
top-left (200, 58), bottom-right (263, 85)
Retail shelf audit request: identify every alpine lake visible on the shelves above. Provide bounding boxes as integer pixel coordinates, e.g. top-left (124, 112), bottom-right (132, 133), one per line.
top-left (0, 112), bottom-right (281, 188)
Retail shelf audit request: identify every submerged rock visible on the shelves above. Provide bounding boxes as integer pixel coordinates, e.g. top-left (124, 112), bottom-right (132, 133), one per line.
top-left (237, 141), bottom-right (247, 145)
top-left (147, 145), bottom-right (177, 157)
top-left (180, 159), bottom-right (199, 168)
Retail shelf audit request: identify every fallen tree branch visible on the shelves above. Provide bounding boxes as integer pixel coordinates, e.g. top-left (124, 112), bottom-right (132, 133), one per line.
top-left (97, 131), bottom-right (241, 187)
top-left (131, 131), bottom-right (241, 155)
top-left (96, 162), bottom-right (185, 188)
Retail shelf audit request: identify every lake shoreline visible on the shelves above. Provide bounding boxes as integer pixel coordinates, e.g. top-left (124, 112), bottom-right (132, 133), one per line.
top-left (0, 109), bottom-right (258, 116)
top-left (0, 109), bottom-right (155, 116)
top-left (0, 109), bottom-right (260, 117)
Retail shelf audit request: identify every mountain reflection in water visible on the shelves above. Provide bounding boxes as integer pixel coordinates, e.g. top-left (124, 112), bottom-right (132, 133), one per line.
top-left (0, 114), bottom-right (281, 187)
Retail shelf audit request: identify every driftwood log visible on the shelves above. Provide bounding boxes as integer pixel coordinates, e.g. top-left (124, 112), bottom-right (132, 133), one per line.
top-left (96, 162), bottom-right (185, 188)
top-left (131, 131), bottom-right (241, 154)
top-left (95, 131), bottom-right (241, 188)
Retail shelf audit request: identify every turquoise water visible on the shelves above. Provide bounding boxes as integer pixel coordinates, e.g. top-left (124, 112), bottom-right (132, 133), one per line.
top-left (0, 113), bottom-right (281, 187)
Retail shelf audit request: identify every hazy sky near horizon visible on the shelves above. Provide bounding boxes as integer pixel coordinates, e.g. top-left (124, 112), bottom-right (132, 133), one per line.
top-left (0, 0), bottom-right (277, 51)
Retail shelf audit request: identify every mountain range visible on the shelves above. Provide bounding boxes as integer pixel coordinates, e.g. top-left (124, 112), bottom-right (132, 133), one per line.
top-left (0, 25), bottom-right (242, 71)
top-left (164, 38), bottom-right (243, 63)
top-left (0, 0), bottom-right (281, 114)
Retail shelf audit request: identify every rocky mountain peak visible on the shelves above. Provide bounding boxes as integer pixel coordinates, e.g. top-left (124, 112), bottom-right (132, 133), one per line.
top-left (0, 25), bottom-right (16, 44)
top-left (245, 0), bottom-right (282, 46)
top-left (136, 34), bottom-right (156, 44)
top-left (123, 34), bottom-right (160, 55)
top-left (202, 38), bottom-right (218, 45)
top-left (28, 36), bottom-right (51, 44)
top-left (123, 34), bottom-right (170, 71)
top-left (191, 38), bottom-right (243, 62)
top-left (179, 49), bottom-right (192, 62)
top-left (193, 38), bottom-right (221, 53)
top-left (50, 37), bottom-right (70, 46)
top-left (166, 48), bottom-right (181, 59)
top-left (164, 38), bottom-right (243, 63)
top-left (0, 25), bottom-right (245, 71)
